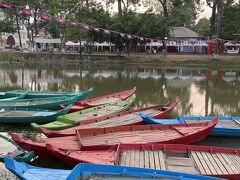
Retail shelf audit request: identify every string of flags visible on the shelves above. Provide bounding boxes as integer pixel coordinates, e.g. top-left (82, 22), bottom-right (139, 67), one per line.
top-left (0, 1), bottom-right (166, 43)
top-left (0, 1), bottom-right (211, 45)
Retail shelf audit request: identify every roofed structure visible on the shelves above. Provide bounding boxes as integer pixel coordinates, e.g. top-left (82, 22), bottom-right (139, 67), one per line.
top-left (170, 27), bottom-right (199, 39)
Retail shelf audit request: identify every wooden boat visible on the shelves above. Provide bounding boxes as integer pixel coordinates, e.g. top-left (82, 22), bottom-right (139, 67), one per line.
top-left (0, 133), bottom-right (34, 163)
top-left (10, 118), bottom-right (217, 158)
top-left (0, 92), bottom-right (26, 101)
top-left (40, 96), bottom-right (180, 137)
top-left (140, 114), bottom-right (240, 137)
top-left (60, 87), bottom-right (136, 112)
top-left (0, 104), bottom-right (71, 124)
top-left (0, 88), bottom-right (93, 109)
top-left (31, 94), bottom-right (136, 130)
top-left (5, 88), bottom-right (93, 99)
top-left (47, 143), bottom-right (240, 179)
top-left (4, 157), bottom-right (222, 180)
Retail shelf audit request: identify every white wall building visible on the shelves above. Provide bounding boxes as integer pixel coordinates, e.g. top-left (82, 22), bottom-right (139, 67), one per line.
top-left (0, 11), bottom-right (29, 49)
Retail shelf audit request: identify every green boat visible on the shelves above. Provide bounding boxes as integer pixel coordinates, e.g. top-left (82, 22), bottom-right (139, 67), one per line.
top-left (0, 133), bottom-right (34, 163)
top-left (0, 104), bottom-right (71, 124)
top-left (5, 88), bottom-right (94, 99)
top-left (0, 88), bottom-right (93, 109)
top-left (0, 93), bottom-right (27, 101)
top-left (31, 94), bottom-right (136, 130)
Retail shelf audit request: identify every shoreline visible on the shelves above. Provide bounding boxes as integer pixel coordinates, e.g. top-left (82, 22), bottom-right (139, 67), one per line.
top-left (0, 52), bottom-right (240, 69)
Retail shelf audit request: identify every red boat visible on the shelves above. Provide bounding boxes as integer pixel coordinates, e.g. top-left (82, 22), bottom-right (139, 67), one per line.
top-left (41, 96), bottom-right (180, 137)
top-left (60, 87), bottom-right (136, 112)
top-left (47, 143), bottom-right (240, 180)
top-left (10, 117), bottom-right (217, 158)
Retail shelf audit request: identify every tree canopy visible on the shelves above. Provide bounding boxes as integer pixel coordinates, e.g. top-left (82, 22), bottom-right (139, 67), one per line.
top-left (0, 0), bottom-right (239, 47)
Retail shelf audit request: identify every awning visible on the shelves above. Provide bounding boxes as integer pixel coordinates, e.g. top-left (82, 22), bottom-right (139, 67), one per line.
top-left (35, 38), bottom-right (61, 44)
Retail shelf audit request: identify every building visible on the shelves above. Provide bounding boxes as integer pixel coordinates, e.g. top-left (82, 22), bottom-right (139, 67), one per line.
top-left (169, 27), bottom-right (199, 40)
top-left (0, 11), bottom-right (29, 49)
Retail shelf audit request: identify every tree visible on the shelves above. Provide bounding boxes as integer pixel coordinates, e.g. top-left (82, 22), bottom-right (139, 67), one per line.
top-left (220, 4), bottom-right (240, 40)
top-left (206, 0), bottom-right (235, 35)
top-left (195, 18), bottom-right (211, 37)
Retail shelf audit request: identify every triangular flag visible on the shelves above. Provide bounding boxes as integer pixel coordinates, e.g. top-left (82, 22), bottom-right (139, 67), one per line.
top-left (120, 33), bottom-right (125, 37)
top-left (93, 27), bottom-right (100, 32)
top-left (21, 9), bottom-right (32, 16)
top-left (103, 29), bottom-right (111, 35)
top-left (127, 34), bottom-right (132, 39)
top-left (39, 13), bottom-right (50, 21)
top-left (70, 22), bottom-right (77, 26)
top-left (83, 24), bottom-right (90, 31)
top-left (56, 17), bottom-right (65, 24)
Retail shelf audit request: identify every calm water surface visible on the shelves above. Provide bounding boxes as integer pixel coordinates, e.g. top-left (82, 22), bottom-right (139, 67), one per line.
top-left (0, 62), bottom-right (239, 169)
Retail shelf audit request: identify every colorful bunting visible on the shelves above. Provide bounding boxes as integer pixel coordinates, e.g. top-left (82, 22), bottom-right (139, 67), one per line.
top-left (103, 29), bottom-right (111, 35)
top-left (39, 13), bottom-right (50, 21)
top-left (120, 33), bottom-right (125, 37)
top-left (93, 27), bottom-right (100, 32)
top-left (21, 9), bottom-right (32, 16)
top-left (82, 24), bottom-right (90, 31)
top-left (0, 2), bottom-right (12, 10)
top-left (127, 34), bottom-right (132, 39)
top-left (70, 21), bottom-right (77, 26)
top-left (56, 17), bottom-right (65, 24)
top-left (0, 1), bottom-right (169, 43)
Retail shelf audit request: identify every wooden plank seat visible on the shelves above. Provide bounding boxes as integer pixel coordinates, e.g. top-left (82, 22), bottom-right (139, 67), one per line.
top-left (119, 150), bottom-right (240, 176)
top-left (82, 108), bottom-right (163, 129)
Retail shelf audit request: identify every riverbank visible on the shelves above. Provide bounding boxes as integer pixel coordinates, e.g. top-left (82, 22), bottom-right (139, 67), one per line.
top-left (0, 51), bottom-right (240, 68)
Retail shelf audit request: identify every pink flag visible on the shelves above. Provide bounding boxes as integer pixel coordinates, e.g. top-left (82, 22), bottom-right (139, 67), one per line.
top-left (70, 22), bottom-right (77, 26)
top-left (127, 34), bottom-right (132, 39)
top-left (93, 27), bottom-right (100, 32)
top-left (21, 9), bottom-right (32, 16)
top-left (56, 17), bottom-right (65, 24)
top-left (120, 33), bottom-right (125, 37)
top-left (103, 29), bottom-right (111, 35)
top-left (83, 24), bottom-right (90, 31)
top-left (1, 2), bottom-right (12, 10)
top-left (39, 13), bottom-right (50, 21)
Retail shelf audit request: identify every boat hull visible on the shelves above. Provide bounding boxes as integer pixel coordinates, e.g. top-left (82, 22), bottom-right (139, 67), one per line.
top-left (0, 104), bottom-right (71, 124)
top-left (141, 115), bottom-right (240, 137)
top-left (31, 94), bottom-right (136, 130)
top-left (0, 133), bottom-right (34, 163)
top-left (11, 118), bottom-right (217, 158)
top-left (40, 96), bottom-right (180, 137)
top-left (4, 157), bottom-right (221, 180)
top-left (65, 87), bottom-right (136, 112)
top-left (48, 143), bottom-right (240, 180)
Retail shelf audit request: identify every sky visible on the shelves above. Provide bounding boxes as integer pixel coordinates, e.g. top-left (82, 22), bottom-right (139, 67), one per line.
top-left (108, 0), bottom-right (213, 20)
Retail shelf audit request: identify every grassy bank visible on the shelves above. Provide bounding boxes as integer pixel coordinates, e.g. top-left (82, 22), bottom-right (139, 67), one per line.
top-left (0, 52), bottom-right (240, 69)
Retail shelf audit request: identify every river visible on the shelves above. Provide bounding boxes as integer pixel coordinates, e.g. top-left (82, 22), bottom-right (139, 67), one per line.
top-left (0, 62), bottom-right (239, 172)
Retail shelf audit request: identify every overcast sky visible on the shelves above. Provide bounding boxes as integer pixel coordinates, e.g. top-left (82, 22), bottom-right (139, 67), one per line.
top-left (108, 0), bottom-right (212, 20)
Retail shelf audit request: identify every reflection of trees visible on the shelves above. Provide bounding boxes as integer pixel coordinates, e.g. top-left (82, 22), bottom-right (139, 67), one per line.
top-left (164, 79), bottom-right (192, 116)
top-left (195, 71), bottom-right (240, 116)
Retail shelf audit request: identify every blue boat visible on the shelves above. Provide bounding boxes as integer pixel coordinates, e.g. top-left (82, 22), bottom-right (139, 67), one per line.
top-left (4, 157), bottom-right (222, 180)
top-left (140, 113), bottom-right (240, 137)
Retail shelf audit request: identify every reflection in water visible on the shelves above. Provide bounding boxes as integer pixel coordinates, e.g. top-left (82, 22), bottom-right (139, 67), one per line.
top-left (0, 63), bottom-right (239, 170)
top-left (0, 64), bottom-right (239, 116)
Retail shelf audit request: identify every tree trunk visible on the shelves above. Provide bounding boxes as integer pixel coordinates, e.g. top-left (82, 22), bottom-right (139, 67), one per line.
top-left (158, 0), bottom-right (168, 17)
top-left (210, 0), bottom-right (217, 34)
top-left (118, 0), bottom-right (122, 15)
top-left (15, 13), bottom-right (22, 49)
top-left (86, 0), bottom-right (89, 11)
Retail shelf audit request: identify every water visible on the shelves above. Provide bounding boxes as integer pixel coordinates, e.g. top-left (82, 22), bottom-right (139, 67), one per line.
top-left (0, 62), bottom-right (239, 170)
